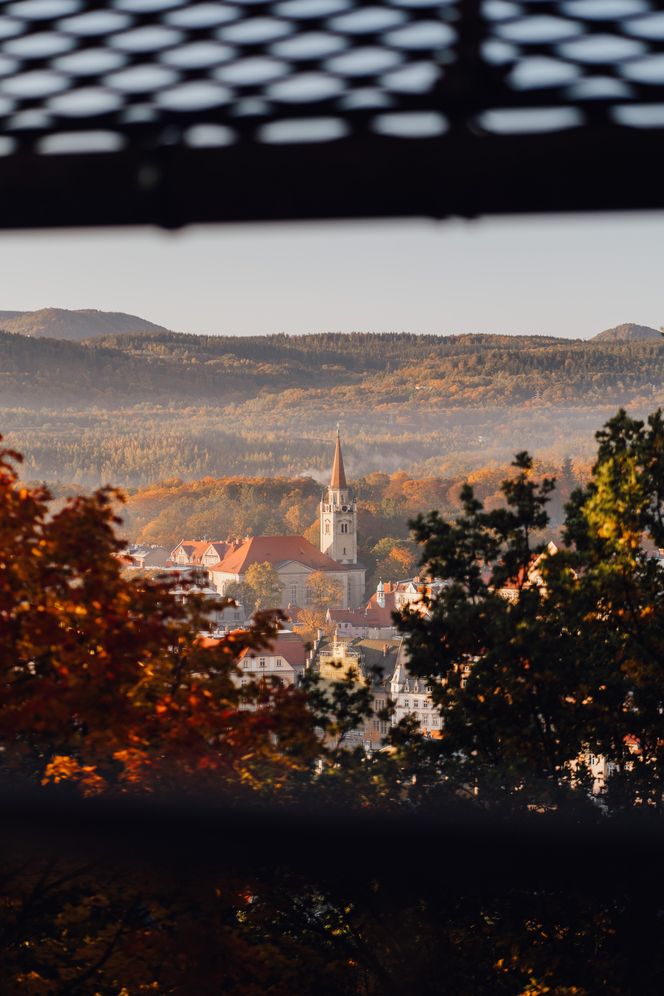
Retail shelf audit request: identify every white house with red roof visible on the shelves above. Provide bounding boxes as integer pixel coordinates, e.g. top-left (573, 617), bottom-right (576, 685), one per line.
top-left (327, 581), bottom-right (399, 639)
top-left (200, 541), bottom-right (236, 567)
top-left (199, 630), bottom-right (309, 688)
top-left (170, 539), bottom-right (213, 566)
top-left (326, 576), bottom-right (449, 640)
top-left (170, 539), bottom-right (238, 567)
top-left (237, 631), bottom-right (308, 688)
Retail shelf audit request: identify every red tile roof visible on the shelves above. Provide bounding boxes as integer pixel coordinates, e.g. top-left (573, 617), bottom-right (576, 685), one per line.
top-left (209, 535), bottom-right (343, 575)
top-left (171, 539), bottom-right (222, 564)
top-left (239, 631), bottom-right (307, 667)
top-left (328, 609), bottom-right (361, 625)
top-left (203, 541), bottom-right (234, 560)
top-left (364, 590), bottom-right (398, 625)
top-left (328, 592), bottom-right (398, 629)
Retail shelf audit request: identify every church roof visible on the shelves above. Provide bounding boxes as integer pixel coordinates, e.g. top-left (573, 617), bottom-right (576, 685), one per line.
top-left (330, 431), bottom-right (347, 490)
top-left (209, 535), bottom-right (345, 575)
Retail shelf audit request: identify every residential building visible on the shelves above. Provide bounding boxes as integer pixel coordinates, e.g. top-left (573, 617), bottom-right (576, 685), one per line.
top-left (318, 635), bottom-right (365, 682)
top-left (171, 577), bottom-right (247, 629)
top-left (127, 545), bottom-right (170, 568)
top-left (389, 640), bottom-right (442, 736)
top-left (200, 541), bottom-right (236, 567)
top-left (326, 582), bottom-right (398, 639)
top-left (170, 539), bottom-right (215, 566)
top-left (236, 631), bottom-right (308, 688)
top-left (496, 541), bottom-right (560, 602)
top-left (326, 576), bottom-right (448, 640)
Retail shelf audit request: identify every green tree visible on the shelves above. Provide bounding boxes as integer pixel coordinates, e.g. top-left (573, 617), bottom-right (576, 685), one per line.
top-left (223, 579), bottom-right (252, 612)
top-left (399, 411), bottom-right (664, 813)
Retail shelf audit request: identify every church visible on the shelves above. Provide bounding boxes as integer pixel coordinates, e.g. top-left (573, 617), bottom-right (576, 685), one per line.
top-left (207, 432), bottom-right (366, 610)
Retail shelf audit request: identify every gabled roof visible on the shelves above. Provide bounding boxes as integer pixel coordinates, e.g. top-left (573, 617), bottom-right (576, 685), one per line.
top-left (202, 541), bottom-right (234, 559)
top-left (327, 592), bottom-right (398, 629)
top-left (170, 539), bottom-right (220, 563)
top-left (365, 590), bottom-right (398, 625)
top-left (327, 609), bottom-right (361, 625)
top-left (209, 535), bottom-right (344, 575)
top-left (330, 431), bottom-right (347, 490)
top-left (239, 631), bottom-right (307, 667)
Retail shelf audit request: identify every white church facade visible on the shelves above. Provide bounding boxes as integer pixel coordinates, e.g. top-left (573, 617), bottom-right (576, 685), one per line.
top-left (207, 431), bottom-right (366, 610)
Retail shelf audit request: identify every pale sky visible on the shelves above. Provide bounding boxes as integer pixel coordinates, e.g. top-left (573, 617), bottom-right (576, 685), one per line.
top-left (1, 211), bottom-right (662, 339)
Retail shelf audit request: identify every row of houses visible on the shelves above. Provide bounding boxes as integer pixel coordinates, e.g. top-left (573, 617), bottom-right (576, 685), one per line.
top-left (326, 577), bottom-right (448, 640)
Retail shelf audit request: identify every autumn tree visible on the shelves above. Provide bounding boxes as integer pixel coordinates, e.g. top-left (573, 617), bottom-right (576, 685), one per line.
top-left (0, 440), bottom-right (320, 797)
top-left (369, 536), bottom-right (417, 588)
top-left (244, 561), bottom-right (284, 611)
top-left (0, 435), bottom-right (427, 992)
top-left (291, 572), bottom-right (344, 645)
top-left (305, 571), bottom-right (343, 612)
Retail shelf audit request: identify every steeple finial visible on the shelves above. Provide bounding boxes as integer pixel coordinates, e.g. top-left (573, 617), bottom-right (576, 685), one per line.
top-left (330, 428), bottom-right (347, 490)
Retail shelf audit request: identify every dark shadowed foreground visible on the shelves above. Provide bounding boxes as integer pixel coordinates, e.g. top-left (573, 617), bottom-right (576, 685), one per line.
top-left (2, 790), bottom-right (664, 995)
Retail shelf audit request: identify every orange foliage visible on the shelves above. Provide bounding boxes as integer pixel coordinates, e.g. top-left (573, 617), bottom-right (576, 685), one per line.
top-left (0, 440), bottom-right (321, 798)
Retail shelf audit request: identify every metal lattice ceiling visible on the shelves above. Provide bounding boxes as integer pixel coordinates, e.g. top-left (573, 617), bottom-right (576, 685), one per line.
top-left (1, 0), bottom-right (664, 227)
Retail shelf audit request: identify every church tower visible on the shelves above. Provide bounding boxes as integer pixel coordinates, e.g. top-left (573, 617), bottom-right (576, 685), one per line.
top-left (320, 429), bottom-right (357, 565)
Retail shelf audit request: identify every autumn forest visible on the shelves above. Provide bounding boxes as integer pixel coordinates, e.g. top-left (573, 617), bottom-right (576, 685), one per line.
top-left (5, 329), bottom-right (663, 561)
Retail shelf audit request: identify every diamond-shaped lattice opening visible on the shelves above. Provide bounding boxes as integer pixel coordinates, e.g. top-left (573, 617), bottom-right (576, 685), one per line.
top-left (481, 0), bottom-right (664, 132)
top-left (0, 1), bottom-right (662, 158)
top-left (0, 0), bottom-right (466, 152)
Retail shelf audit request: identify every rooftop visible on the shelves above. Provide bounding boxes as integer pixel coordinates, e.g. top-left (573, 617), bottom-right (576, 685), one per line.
top-left (210, 535), bottom-right (347, 575)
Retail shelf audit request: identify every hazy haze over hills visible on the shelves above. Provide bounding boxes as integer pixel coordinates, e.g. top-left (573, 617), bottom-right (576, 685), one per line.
top-left (3, 326), bottom-right (664, 408)
top-left (0, 308), bottom-right (171, 341)
top-left (0, 324), bottom-right (662, 488)
top-left (1, 309), bottom-right (663, 489)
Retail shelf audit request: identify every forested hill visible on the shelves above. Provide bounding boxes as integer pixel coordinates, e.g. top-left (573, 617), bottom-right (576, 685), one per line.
top-left (2, 328), bottom-right (664, 408)
top-left (4, 328), bottom-right (664, 487)
top-left (590, 322), bottom-right (662, 343)
top-left (0, 308), bottom-right (170, 341)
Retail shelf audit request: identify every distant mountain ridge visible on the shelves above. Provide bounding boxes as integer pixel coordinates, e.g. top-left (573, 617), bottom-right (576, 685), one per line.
top-left (0, 326), bottom-right (663, 410)
top-left (590, 322), bottom-right (663, 343)
top-left (0, 308), bottom-right (171, 342)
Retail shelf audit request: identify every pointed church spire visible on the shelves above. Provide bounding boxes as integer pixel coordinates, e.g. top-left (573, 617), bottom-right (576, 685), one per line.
top-left (330, 426), bottom-right (347, 490)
